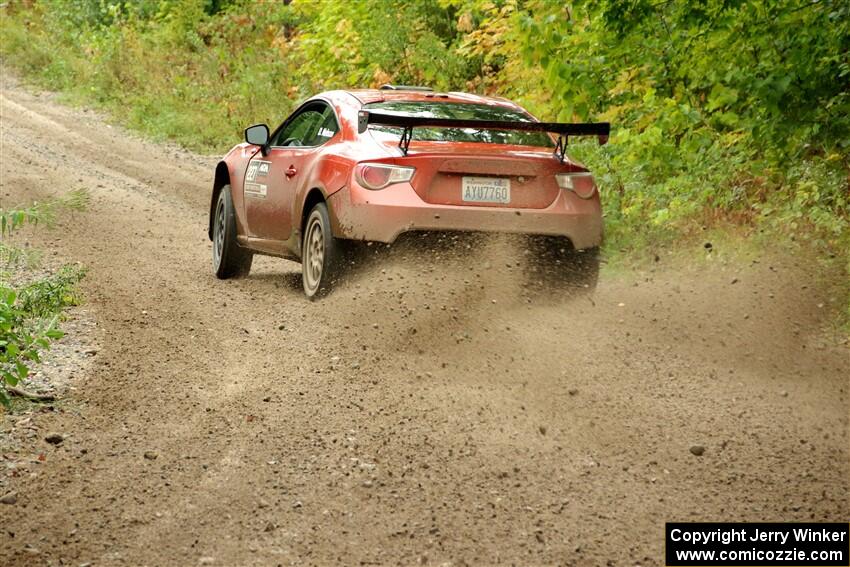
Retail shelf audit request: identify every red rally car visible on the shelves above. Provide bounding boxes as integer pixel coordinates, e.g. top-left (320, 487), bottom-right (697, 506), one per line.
top-left (208, 85), bottom-right (609, 298)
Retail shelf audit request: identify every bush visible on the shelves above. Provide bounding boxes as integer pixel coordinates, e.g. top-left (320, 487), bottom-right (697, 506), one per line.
top-left (0, 192), bottom-right (87, 408)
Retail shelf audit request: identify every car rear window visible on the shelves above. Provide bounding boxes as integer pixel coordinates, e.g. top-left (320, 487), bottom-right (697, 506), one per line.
top-left (364, 101), bottom-right (554, 147)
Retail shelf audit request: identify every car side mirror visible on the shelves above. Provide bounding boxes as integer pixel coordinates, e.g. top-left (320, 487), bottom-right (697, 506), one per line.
top-left (245, 124), bottom-right (269, 147)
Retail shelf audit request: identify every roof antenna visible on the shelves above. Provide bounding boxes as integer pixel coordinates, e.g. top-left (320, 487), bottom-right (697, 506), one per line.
top-left (380, 84), bottom-right (434, 92)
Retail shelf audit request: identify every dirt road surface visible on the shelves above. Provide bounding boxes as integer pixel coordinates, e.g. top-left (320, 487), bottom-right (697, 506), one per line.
top-left (1, 72), bottom-right (848, 566)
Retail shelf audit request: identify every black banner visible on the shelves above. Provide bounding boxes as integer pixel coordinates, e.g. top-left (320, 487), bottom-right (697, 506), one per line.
top-left (666, 523), bottom-right (849, 566)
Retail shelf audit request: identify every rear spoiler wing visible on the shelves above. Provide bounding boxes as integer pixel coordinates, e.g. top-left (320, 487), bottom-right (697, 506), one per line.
top-left (357, 110), bottom-right (610, 162)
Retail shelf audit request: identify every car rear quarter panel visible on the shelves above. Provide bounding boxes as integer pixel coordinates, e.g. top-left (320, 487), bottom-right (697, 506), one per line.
top-left (292, 95), bottom-right (392, 237)
top-left (287, 140), bottom-right (373, 246)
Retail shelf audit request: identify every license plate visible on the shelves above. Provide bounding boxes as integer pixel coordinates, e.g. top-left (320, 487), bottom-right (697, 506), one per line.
top-left (462, 176), bottom-right (511, 204)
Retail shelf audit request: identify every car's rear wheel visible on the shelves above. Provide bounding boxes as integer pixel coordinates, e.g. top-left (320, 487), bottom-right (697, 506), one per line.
top-left (212, 185), bottom-right (253, 279)
top-left (302, 202), bottom-right (341, 299)
top-left (525, 236), bottom-right (600, 294)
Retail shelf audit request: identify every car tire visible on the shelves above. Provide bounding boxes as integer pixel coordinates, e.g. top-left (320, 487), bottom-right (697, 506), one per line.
top-left (212, 185), bottom-right (253, 279)
top-left (301, 202), bottom-right (341, 299)
top-left (526, 236), bottom-right (600, 294)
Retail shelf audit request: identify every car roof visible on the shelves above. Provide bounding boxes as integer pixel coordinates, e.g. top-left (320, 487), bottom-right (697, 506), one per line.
top-left (320, 89), bottom-right (524, 110)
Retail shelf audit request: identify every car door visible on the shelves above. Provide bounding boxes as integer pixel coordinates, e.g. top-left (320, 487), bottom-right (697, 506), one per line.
top-left (243, 102), bottom-right (338, 243)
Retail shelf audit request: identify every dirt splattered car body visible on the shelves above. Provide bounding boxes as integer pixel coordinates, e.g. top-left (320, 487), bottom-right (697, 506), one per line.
top-left (208, 86), bottom-right (609, 296)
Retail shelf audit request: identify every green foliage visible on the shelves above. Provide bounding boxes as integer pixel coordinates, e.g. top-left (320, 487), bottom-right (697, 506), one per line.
top-left (0, 275), bottom-right (82, 408)
top-left (0, 189), bottom-right (88, 267)
top-left (0, 193), bottom-right (87, 408)
top-left (0, 188), bottom-right (88, 238)
top-left (15, 267), bottom-right (86, 320)
top-left (294, 0), bottom-right (472, 89)
top-left (0, 288), bottom-right (59, 407)
top-left (465, 0), bottom-right (850, 252)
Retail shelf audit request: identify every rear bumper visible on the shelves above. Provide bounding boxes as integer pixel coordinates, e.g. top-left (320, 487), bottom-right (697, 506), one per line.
top-left (327, 182), bottom-right (603, 249)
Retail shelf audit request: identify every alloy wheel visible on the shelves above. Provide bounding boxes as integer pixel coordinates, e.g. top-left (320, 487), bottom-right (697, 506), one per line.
top-left (303, 216), bottom-right (324, 294)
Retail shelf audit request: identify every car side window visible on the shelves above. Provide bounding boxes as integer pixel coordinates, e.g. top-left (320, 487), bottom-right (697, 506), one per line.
top-left (307, 107), bottom-right (339, 145)
top-left (270, 103), bottom-right (339, 148)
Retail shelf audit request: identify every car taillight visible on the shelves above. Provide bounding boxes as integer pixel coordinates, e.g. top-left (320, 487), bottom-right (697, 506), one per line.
top-left (355, 163), bottom-right (415, 190)
top-left (555, 172), bottom-right (596, 199)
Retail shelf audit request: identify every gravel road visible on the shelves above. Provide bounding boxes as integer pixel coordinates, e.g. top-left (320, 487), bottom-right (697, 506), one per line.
top-left (1, 72), bottom-right (847, 566)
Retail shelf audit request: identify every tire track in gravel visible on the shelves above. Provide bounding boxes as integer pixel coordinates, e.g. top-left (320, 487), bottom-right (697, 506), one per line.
top-left (1, 71), bottom-right (847, 566)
